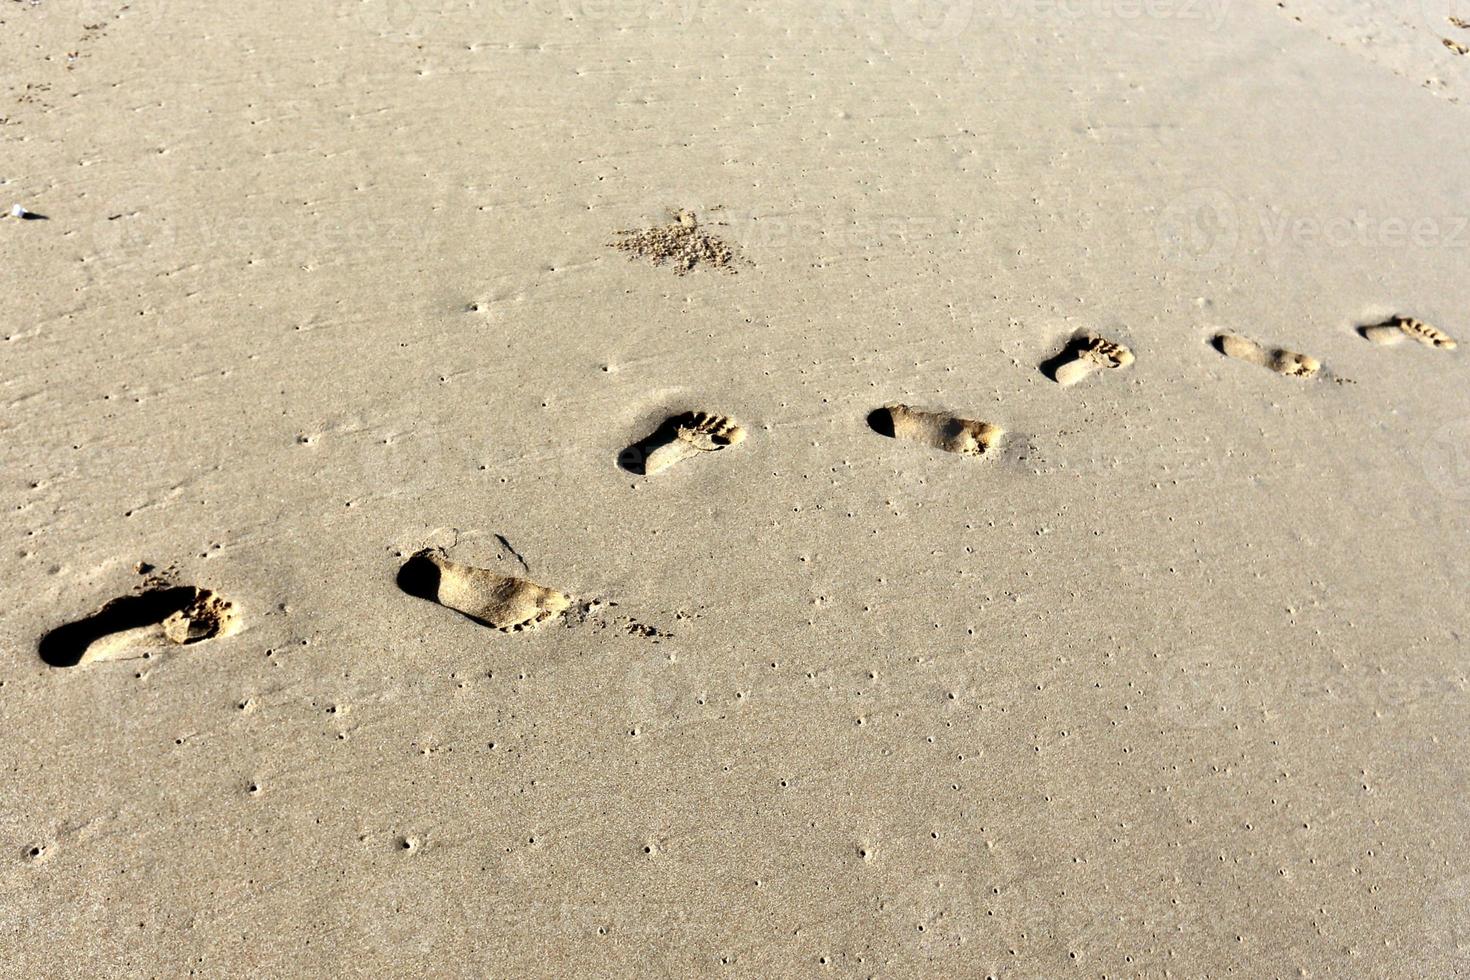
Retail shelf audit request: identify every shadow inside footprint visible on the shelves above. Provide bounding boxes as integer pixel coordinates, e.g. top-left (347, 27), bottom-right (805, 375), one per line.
top-left (395, 551), bottom-right (443, 602)
top-left (1358, 316), bottom-right (1457, 350)
top-left (1039, 338), bottom-right (1087, 382)
top-left (39, 586), bottom-right (210, 668)
top-left (618, 418), bottom-right (681, 475)
top-left (866, 408), bottom-right (897, 439)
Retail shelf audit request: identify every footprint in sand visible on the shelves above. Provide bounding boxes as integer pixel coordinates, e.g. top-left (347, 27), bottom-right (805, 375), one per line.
top-left (397, 548), bottom-right (570, 632)
top-left (609, 209), bottom-right (740, 274)
top-left (868, 404), bottom-right (1004, 457)
top-left (1212, 333), bottom-right (1321, 378)
top-left (1046, 335), bottom-right (1136, 387)
top-left (1359, 315), bottom-right (1457, 351)
top-left (619, 411), bottom-right (747, 475)
top-left (38, 585), bottom-right (239, 668)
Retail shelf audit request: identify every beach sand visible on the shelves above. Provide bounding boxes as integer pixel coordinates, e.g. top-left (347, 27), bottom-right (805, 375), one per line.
top-left (2, 0), bottom-right (1469, 975)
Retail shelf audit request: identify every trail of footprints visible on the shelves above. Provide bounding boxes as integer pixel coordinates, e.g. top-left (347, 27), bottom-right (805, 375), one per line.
top-left (33, 313), bottom-right (1460, 658)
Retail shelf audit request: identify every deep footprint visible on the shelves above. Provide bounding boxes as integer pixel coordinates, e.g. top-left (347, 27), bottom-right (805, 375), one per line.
top-left (38, 585), bottom-right (238, 668)
top-left (1213, 333), bottom-right (1321, 378)
top-left (869, 404), bottom-right (1004, 457)
top-left (1047, 335), bottom-right (1135, 387)
top-left (620, 411), bottom-right (747, 475)
top-left (1359, 315), bottom-right (1457, 350)
top-left (398, 548), bottom-right (571, 632)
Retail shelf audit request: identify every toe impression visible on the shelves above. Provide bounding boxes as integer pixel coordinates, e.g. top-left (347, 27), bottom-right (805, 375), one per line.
top-left (623, 411), bottom-right (746, 475)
